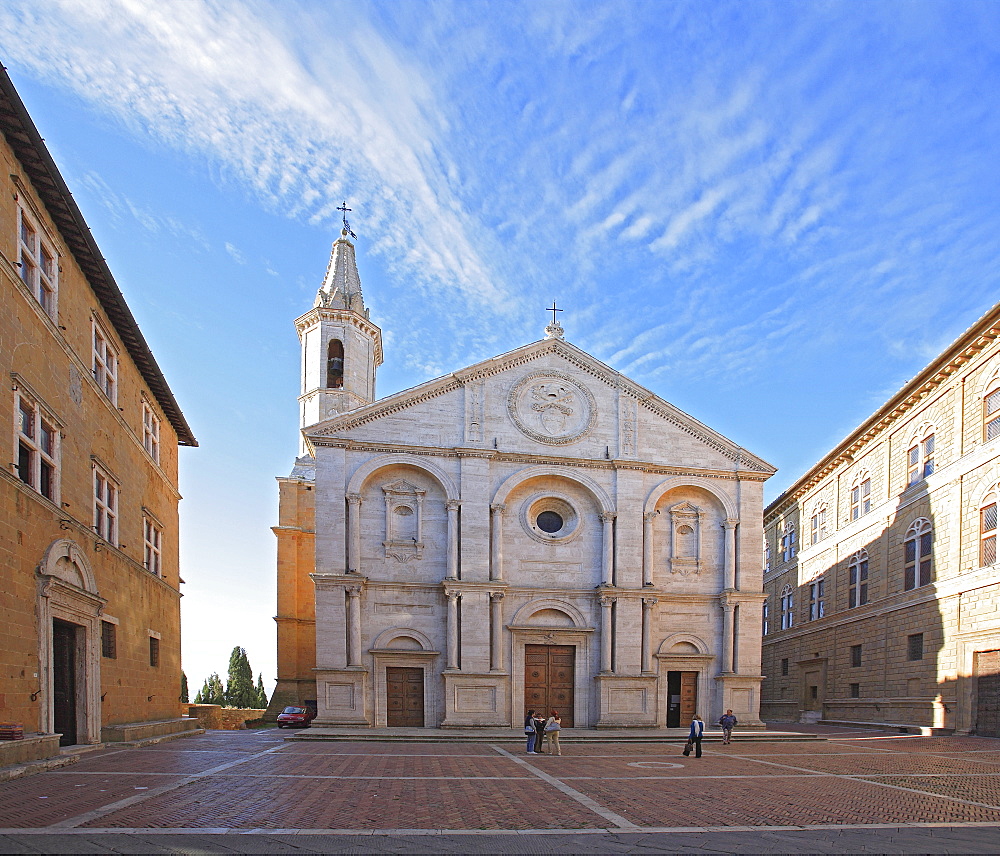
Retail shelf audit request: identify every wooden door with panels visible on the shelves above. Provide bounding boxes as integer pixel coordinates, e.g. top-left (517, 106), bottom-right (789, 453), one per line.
top-left (386, 666), bottom-right (424, 727)
top-left (524, 644), bottom-right (575, 727)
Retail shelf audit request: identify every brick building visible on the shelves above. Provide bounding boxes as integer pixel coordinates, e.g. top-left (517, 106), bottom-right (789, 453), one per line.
top-left (762, 301), bottom-right (1000, 736)
top-left (0, 69), bottom-right (197, 749)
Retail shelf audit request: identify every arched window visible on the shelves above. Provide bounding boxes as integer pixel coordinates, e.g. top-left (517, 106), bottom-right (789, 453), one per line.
top-left (781, 525), bottom-right (797, 562)
top-left (780, 584), bottom-right (794, 630)
top-left (850, 471), bottom-right (871, 521)
top-left (985, 378), bottom-right (1000, 442)
top-left (848, 550), bottom-right (868, 608)
top-left (981, 488), bottom-right (998, 567)
top-left (904, 518), bottom-right (932, 590)
top-left (810, 503), bottom-right (828, 545)
top-left (808, 577), bottom-right (825, 620)
top-left (762, 600), bottom-right (769, 636)
top-left (907, 425), bottom-right (935, 487)
top-left (764, 539), bottom-right (771, 574)
top-left (326, 339), bottom-right (344, 389)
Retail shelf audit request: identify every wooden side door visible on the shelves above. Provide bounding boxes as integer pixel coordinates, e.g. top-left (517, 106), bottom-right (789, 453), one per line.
top-left (679, 671), bottom-right (698, 724)
top-left (386, 667), bottom-right (424, 727)
top-left (976, 650), bottom-right (1000, 737)
top-left (52, 619), bottom-right (78, 746)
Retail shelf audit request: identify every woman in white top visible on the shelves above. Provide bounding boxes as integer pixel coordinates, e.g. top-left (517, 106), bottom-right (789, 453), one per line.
top-left (544, 710), bottom-right (562, 756)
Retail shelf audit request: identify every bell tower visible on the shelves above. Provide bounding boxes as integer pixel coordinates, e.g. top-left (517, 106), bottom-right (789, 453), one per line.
top-left (295, 215), bottom-right (382, 445)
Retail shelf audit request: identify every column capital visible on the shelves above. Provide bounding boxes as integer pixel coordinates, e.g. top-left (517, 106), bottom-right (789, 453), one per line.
top-left (490, 502), bottom-right (506, 515)
top-left (445, 588), bottom-right (462, 602)
top-left (643, 511), bottom-right (659, 523)
top-left (489, 590), bottom-right (505, 601)
top-left (642, 596), bottom-right (659, 607)
top-left (346, 493), bottom-right (363, 506)
top-left (599, 511), bottom-right (617, 523)
top-left (346, 584), bottom-right (363, 598)
top-left (446, 499), bottom-right (462, 511)
top-left (599, 595), bottom-right (617, 607)
top-left (723, 518), bottom-right (739, 530)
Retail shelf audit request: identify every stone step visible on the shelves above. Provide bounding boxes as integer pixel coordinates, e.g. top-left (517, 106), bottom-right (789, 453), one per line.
top-left (285, 727), bottom-right (824, 743)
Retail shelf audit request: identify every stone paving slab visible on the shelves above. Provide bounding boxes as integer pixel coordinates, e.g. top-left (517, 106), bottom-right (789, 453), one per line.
top-left (4, 828), bottom-right (1000, 854)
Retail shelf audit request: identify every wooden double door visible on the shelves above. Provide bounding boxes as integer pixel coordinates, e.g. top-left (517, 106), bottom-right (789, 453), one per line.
top-left (52, 619), bottom-right (79, 746)
top-left (524, 644), bottom-right (574, 727)
top-left (977, 650), bottom-right (1000, 737)
top-left (386, 667), bottom-right (425, 727)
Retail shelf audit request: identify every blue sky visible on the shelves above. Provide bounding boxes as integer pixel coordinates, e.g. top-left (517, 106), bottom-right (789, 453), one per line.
top-left (3, 0), bottom-right (999, 696)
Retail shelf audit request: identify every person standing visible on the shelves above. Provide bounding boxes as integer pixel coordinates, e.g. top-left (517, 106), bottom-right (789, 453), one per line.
top-left (544, 710), bottom-right (562, 756)
top-left (533, 710), bottom-right (547, 753)
top-left (524, 709), bottom-right (539, 754)
top-left (687, 714), bottom-right (704, 758)
top-left (718, 709), bottom-right (737, 745)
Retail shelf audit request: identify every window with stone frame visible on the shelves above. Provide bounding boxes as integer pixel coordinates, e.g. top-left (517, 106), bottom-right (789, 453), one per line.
top-left (143, 516), bottom-right (162, 576)
top-left (985, 380), bottom-right (1000, 443)
top-left (142, 401), bottom-right (160, 464)
top-left (17, 205), bottom-right (58, 318)
top-left (781, 657), bottom-right (789, 676)
top-left (149, 636), bottom-right (160, 668)
top-left (907, 427), bottom-right (935, 487)
top-left (92, 319), bottom-right (118, 404)
top-left (93, 462), bottom-right (118, 544)
top-left (764, 539), bottom-right (771, 574)
top-left (904, 518), bottom-right (932, 590)
top-left (848, 550), bottom-right (869, 608)
top-left (850, 644), bottom-right (862, 667)
top-left (850, 682), bottom-right (860, 698)
top-left (101, 620), bottom-right (117, 659)
top-left (762, 600), bottom-right (769, 636)
top-left (15, 390), bottom-right (59, 503)
top-left (981, 488), bottom-right (997, 567)
top-left (810, 503), bottom-right (828, 545)
top-left (808, 578), bottom-right (825, 620)
top-left (850, 473), bottom-right (872, 521)
top-left (781, 525), bottom-right (797, 562)
top-left (907, 633), bottom-right (924, 661)
top-left (780, 584), bottom-right (794, 629)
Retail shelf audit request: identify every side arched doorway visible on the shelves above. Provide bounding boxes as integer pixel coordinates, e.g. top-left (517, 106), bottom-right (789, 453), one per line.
top-left (37, 540), bottom-right (105, 745)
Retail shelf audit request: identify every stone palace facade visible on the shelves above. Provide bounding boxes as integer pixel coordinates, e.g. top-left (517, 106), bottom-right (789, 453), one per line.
top-left (267, 228), bottom-right (775, 729)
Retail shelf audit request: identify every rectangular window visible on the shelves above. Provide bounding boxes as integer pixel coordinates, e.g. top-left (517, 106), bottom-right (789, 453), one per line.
top-left (15, 393), bottom-right (59, 502)
top-left (850, 644), bottom-right (862, 668)
top-left (17, 207), bottom-right (58, 317)
top-left (101, 621), bottom-right (117, 659)
top-left (908, 633), bottom-right (924, 661)
top-left (149, 636), bottom-right (160, 668)
top-left (143, 517), bottom-right (162, 576)
top-left (762, 601), bottom-right (769, 636)
top-left (92, 321), bottom-right (118, 404)
top-left (142, 402), bottom-right (161, 464)
top-left (908, 435), bottom-right (935, 486)
top-left (93, 464), bottom-right (118, 544)
top-left (849, 558), bottom-right (869, 608)
top-left (852, 479), bottom-right (872, 520)
top-left (850, 683), bottom-right (860, 698)
top-left (781, 658), bottom-right (789, 676)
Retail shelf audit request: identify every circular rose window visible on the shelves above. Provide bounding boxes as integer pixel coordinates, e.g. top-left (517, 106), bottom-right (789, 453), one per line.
top-left (522, 495), bottom-right (579, 543)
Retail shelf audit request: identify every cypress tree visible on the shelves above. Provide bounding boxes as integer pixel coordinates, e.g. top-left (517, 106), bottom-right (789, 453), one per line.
top-left (255, 673), bottom-right (268, 709)
top-left (180, 671), bottom-right (189, 703)
top-left (226, 647), bottom-right (256, 708)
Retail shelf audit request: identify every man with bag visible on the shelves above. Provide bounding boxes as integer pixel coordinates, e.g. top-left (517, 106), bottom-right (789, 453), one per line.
top-left (683, 714), bottom-right (704, 758)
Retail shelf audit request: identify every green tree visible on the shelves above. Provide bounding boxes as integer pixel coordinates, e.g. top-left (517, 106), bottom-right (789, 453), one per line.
top-left (255, 673), bottom-right (268, 709)
top-left (180, 671), bottom-right (189, 704)
top-left (196, 672), bottom-right (225, 705)
top-left (226, 647), bottom-right (257, 709)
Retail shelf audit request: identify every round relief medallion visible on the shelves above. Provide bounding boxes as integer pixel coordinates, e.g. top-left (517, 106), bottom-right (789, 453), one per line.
top-left (507, 371), bottom-right (597, 445)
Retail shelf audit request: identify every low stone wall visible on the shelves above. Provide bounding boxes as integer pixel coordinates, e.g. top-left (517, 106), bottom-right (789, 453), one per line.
top-left (0, 734), bottom-right (61, 768)
top-left (186, 705), bottom-right (265, 730)
top-left (102, 717), bottom-right (201, 743)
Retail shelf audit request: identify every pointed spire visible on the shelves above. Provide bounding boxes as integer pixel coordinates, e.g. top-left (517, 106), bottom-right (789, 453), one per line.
top-left (315, 228), bottom-right (367, 314)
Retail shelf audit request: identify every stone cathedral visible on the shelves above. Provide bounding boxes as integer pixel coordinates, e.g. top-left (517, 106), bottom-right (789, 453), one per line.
top-left (268, 226), bottom-right (775, 729)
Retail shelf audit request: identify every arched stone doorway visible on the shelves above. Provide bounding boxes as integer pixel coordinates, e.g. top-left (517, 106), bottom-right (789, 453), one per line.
top-left (36, 539), bottom-right (105, 745)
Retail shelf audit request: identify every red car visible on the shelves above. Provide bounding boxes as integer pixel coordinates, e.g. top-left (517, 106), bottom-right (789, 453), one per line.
top-left (276, 706), bottom-right (316, 728)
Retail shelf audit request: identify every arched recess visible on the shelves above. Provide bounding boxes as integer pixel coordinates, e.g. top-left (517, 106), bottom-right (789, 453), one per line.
top-left (36, 539), bottom-right (105, 745)
top-left (645, 476), bottom-right (737, 519)
top-left (492, 465), bottom-right (614, 513)
top-left (371, 627), bottom-right (436, 652)
top-left (656, 633), bottom-right (712, 657)
top-left (510, 598), bottom-right (590, 629)
top-left (347, 453), bottom-right (459, 501)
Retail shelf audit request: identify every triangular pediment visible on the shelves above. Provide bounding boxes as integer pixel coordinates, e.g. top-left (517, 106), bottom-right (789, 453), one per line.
top-left (304, 337), bottom-right (775, 475)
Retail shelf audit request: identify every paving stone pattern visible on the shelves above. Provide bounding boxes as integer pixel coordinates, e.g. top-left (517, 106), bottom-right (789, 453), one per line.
top-left (1, 728), bottom-right (1000, 853)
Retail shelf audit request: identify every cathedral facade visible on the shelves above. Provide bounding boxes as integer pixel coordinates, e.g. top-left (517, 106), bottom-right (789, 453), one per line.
top-left (269, 229), bottom-right (774, 729)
